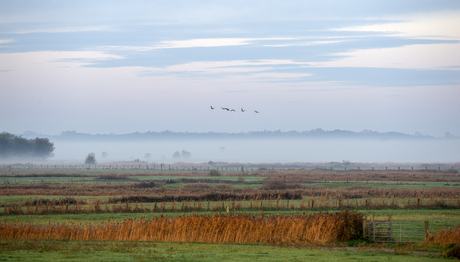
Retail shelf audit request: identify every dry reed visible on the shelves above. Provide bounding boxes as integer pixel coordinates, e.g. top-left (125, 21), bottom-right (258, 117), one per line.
top-left (0, 210), bottom-right (363, 245)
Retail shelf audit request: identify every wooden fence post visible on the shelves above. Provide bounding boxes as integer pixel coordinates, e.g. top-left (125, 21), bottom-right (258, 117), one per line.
top-left (425, 221), bottom-right (429, 240)
top-left (363, 220), bottom-right (367, 238)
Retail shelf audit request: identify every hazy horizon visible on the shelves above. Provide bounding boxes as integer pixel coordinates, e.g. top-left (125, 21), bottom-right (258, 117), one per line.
top-left (25, 137), bottom-right (460, 164)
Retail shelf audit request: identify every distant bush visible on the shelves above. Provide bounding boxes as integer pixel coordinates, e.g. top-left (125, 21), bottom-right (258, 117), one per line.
top-left (260, 181), bottom-right (304, 190)
top-left (2, 197), bottom-right (86, 207)
top-left (261, 180), bottom-right (287, 190)
top-left (215, 184), bottom-right (231, 190)
top-left (182, 183), bottom-right (211, 191)
top-left (134, 181), bottom-right (157, 188)
top-left (84, 153), bottom-right (96, 165)
top-left (209, 169), bottom-right (221, 177)
top-left (96, 174), bottom-right (130, 180)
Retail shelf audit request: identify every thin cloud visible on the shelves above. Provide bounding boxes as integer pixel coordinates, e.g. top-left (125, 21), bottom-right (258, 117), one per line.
top-left (262, 40), bottom-right (347, 47)
top-left (5, 25), bottom-right (111, 34)
top-left (308, 43), bottom-right (460, 70)
top-left (102, 37), bottom-right (295, 51)
top-left (333, 11), bottom-right (460, 41)
top-left (144, 59), bottom-right (309, 77)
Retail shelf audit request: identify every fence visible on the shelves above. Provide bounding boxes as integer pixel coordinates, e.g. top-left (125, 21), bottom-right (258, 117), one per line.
top-left (0, 164), bottom-right (252, 172)
top-left (0, 163), bottom-right (456, 172)
top-left (364, 215), bottom-right (428, 242)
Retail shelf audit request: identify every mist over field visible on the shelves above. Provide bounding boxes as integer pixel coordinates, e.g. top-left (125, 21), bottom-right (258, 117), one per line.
top-left (51, 138), bottom-right (460, 164)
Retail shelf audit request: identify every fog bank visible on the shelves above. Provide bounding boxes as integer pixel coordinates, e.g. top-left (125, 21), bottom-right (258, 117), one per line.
top-left (51, 138), bottom-right (460, 164)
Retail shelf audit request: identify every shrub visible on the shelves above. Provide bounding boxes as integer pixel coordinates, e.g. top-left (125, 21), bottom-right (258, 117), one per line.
top-left (209, 169), bottom-right (221, 177)
top-left (182, 183), bottom-right (211, 192)
top-left (134, 181), bottom-right (157, 188)
top-left (96, 174), bottom-right (130, 180)
top-left (84, 153), bottom-right (96, 165)
top-left (261, 180), bottom-right (287, 190)
top-left (446, 245), bottom-right (460, 259)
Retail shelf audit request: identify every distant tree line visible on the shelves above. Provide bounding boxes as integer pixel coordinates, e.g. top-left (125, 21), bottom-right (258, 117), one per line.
top-left (0, 132), bottom-right (55, 159)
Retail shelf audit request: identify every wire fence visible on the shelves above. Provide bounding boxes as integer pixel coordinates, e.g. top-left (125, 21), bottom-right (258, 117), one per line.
top-left (1, 163), bottom-right (457, 172)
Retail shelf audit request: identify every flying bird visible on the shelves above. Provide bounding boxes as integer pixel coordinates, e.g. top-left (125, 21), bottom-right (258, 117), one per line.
top-left (254, 110), bottom-right (259, 113)
top-left (231, 109), bottom-right (235, 112)
top-left (210, 106), bottom-right (214, 110)
top-left (241, 108), bottom-right (245, 112)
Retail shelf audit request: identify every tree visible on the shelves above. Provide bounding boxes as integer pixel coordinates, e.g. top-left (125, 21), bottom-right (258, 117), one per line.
top-left (33, 138), bottom-right (55, 159)
top-left (0, 132), bottom-right (54, 159)
top-left (85, 153), bottom-right (96, 165)
top-left (172, 151), bottom-right (181, 159)
top-left (13, 136), bottom-right (32, 158)
top-left (0, 132), bottom-right (14, 158)
top-left (101, 151), bottom-right (108, 159)
top-left (181, 150), bottom-right (191, 158)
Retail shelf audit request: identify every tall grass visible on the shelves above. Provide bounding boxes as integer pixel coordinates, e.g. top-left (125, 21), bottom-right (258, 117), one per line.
top-left (0, 210), bottom-right (363, 244)
top-left (428, 224), bottom-right (460, 245)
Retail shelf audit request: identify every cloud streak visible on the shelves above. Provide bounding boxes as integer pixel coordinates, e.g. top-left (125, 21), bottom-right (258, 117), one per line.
top-left (308, 43), bottom-right (460, 70)
top-left (334, 11), bottom-right (460, 41)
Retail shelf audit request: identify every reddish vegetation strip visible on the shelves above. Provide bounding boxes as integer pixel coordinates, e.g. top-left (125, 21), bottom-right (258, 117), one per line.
top-left (0, 210), bottom-right (363, 244)
top-left (2, 197), bottom-right (459, 216)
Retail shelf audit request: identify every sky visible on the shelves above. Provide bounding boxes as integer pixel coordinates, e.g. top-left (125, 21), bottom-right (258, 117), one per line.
top-left (1, 0), bottom-right (460, 137)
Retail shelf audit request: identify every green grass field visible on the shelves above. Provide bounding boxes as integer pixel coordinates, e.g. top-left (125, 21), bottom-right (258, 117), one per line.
top-left (0, 238), bottom-right (448, 261)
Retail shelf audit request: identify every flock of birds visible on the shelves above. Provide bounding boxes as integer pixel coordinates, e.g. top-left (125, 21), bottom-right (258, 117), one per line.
top-left (210, 106), bottom-right (259, 113)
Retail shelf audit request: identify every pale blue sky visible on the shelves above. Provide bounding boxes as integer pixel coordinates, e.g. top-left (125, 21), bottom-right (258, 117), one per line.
top-left (1, 0), bottom-right (459, 137)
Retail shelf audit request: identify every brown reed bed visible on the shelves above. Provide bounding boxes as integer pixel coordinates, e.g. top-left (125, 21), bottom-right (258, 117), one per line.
top-left (428, 224), bottom-right (460, 246)
top-left (425, 224), bottom-right (460, 258)
top-left (0, 210), bottom-right (363, 245)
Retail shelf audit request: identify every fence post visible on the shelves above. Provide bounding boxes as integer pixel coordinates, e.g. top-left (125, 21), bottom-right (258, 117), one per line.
top-left (388, 215), bottom-right (392, 240)
top-left (370, 213), bottom-right (375, 240)
top-left (425, 221), bottom-right (429, 240)
top-left (363, 220), bottom-right (367, 238)
top-left (400, 223), bottom-right (402, 242)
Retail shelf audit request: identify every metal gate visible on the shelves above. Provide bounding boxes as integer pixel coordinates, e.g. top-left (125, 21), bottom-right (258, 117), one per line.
top-left (365, 221), bottom-right (428, 243)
